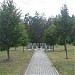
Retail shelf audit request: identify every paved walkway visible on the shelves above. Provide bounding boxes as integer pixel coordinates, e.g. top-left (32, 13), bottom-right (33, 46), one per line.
top-left (24, 49), bottom-right (59, 75)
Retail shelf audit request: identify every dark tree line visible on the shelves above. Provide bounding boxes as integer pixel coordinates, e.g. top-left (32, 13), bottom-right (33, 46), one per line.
top-left (24, 12), bottom-right (51, 47)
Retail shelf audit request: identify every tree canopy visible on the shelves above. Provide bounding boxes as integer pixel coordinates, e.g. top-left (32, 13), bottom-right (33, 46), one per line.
top-left (44, 24), bottom-right (57, 51)
top-left (0, 0), bottom-right (21, 59)
top-left (24, 12), bottom-right (48, 43)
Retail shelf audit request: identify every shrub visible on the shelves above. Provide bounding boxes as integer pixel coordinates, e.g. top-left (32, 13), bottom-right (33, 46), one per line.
top-left (72, 42), bottom-right (75, 46)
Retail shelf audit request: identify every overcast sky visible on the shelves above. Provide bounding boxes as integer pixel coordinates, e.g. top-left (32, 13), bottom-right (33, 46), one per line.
top-left (0, 0), bottom-right (75, 18)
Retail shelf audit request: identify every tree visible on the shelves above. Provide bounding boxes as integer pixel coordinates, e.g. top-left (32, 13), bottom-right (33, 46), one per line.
top-left (57, 4), bottom-right (73, 58)
top-left (24, 12), bottom-right (47, 48)
top-left (0, 0), bottom-right (21, 60)
top-left (69, 15), bottom-right (75, 43)
top-left (45, 17), bottom-right (52, 28)
top-left (20, 23), bottom-right (29, 52)
top-left (11, 24), bottom-right (23, 50)
top-left (44, 24), bottom-right (57, 51)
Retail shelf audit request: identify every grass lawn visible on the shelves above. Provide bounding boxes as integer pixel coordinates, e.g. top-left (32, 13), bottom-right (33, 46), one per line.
top-left (46, 44), bottom-right (75, 75)
top-left (0, 47), bottom-right (34, 75)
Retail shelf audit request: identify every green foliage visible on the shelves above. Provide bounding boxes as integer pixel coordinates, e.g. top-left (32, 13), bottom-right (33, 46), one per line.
top-left (59, 4), bottom-right (73, 42)
top-left (69, 15), bottom-right (75, 43)
top-left (54, 4), bottom-right (74, 58)
top-left (24, 12), bottom-right (47, 43)
top-left (11, 24), bottom-right (22, 47)
top-left (44, 24), bottom-right (57, 46)
top-left (72, 42), bottom-right (75, 46)
top-left (0, 0), bottom-right (21, 59)
top-left (0, 0), bottom-right (21, 51)
top-left (20, 24), bottom-right (29, 46)
top-left (55, 5), bottom-right (73, 46)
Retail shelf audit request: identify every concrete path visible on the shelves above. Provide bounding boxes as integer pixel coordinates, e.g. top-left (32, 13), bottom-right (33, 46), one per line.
top-left (24, 49), bottom-right (59, 75)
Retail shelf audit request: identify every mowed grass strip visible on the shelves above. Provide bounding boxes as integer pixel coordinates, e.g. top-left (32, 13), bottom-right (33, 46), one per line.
top-left (0, 47), bottom-right (34, 75)
top-left (46, 45), bottom-right (75, 75)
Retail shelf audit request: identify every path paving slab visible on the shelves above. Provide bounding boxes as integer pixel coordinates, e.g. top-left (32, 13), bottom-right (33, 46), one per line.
top-left (24, 49), bottom-right (59, 75)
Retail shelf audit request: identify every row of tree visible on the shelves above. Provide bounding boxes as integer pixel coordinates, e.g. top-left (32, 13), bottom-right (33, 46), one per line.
top-left (24, 6), bottom-right (75, 45)
top-left (24, 5), bottom-right (75, 59)
top-left (0, 0), bottom-right (29, 60)
top-left (44, 4), bottom-right (75, 59)
top-left (0, 0), bottom-right (75, 60)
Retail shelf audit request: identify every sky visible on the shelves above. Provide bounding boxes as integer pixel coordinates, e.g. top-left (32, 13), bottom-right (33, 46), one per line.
top-left (0, 0), bottom-right (75, 18)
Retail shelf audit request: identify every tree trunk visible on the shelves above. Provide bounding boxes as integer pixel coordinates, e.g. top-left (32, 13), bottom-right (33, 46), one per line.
top-left (45, 45), bottom-right (47, 51)
top-left (64, 40), bottom-right (68, 59)
top-left (53, 45), bottom-right (54, 51)
top-left (38, 43), bottom-right (40, 48)
top-left (32, 43), bottom-right (34, 51)
top-left (7, 48), bottom-right (10, 60)
top-left (23, 46), bottom-right (24, 52)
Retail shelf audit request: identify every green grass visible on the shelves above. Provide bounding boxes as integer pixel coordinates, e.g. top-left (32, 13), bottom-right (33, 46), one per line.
top-left (46, 45), bottom-right (75, 75)
top-left (0, 47), bottom-right (34, 75)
